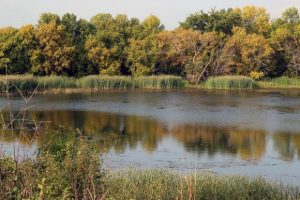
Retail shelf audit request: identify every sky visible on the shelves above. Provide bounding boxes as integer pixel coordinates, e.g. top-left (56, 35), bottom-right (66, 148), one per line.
top-left (0, 0), bottom-right (300, 29)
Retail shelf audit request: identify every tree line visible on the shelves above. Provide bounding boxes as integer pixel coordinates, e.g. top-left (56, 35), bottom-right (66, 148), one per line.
top-left (0, 6), bottom-right (300, 83)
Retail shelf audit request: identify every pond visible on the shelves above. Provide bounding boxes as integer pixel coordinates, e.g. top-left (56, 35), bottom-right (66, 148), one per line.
top-left (1, 89), bottom-right (300, 185)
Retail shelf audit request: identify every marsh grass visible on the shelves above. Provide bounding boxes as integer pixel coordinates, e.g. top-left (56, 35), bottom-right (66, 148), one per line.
top-left (76, 75), bottom-right (133, 90)
top-left (0, 75), bottom-right (184, 92)
top-left (257, 77), bottom-right (300, 89)
top-left (105, 169), bottom-right (300, 200)
top-left (134, 75), bottom-right (185, 89)
top-left (204, 76), bottom-right (256, 90)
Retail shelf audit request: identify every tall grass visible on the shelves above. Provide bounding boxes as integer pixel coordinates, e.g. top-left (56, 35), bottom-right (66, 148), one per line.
top-left (134, 75), bottom-right (185, 89)
top-left (0, 75), bottom-right (184, 92)
top-left (257, 77), bottom-right (300, 89)
top-left (205, 76), bottom-right (256, 90)
top-left (76, 75), bottom-right (133, 90)
top-left (37, 76), bottom-right (77, 89)
top-left (0, 75), bottom-right (38, 91)
top-left (106, 169), bottom-right (300, 200)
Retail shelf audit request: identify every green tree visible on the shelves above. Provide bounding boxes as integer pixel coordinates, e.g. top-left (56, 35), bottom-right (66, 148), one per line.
top-left (271, 25), bottom-right (300, 76)
top-left (234, 6), bottom-right (271, 35)
top-left (0, 25), bottom-right (36, 74)
top-left (31, 22), bottom-right (75, 75)
top-left (61, 13), bottom-right (96, 76)
top-left (180, 8), bottom-right (242, 35)
top-left (221, 27), bottom-right (273, 76)
top-left (38, 13), bottom-right (60, 26)
top-left (282, 7), bottom-right (300, 24)
top-left (0, 27), bottom-right (18, 73)
top-left (126, 36), bottom-right (159, 77)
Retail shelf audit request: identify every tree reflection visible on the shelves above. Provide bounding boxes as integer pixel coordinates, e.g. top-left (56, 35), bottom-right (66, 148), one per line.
top-left (1, 110), bottom-right (300, 162)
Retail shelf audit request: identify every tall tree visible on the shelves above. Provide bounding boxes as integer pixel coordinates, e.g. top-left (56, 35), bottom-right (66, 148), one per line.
top-left (31, 21), bottom-right (75, 75)
top-left (180, 8), bottom-right (242, 35)
top-left (234, 6), bottom-right (271, 35)
top-left (126, 15), bottom-right (164, 76)
top-left (221, 27), bottom-right (273, 76)
top-left (0, 27), bottom-right (18, 73)
top-left (0, 25), bottom-right (36, 74)
top-left (157, 29), bottom-right (224, 83)
top-left (61, 13), bottom-right (96, 76)
top-left (271, 25), bottom-right (300, 76)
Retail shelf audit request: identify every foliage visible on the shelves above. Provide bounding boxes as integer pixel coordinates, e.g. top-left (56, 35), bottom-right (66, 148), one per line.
top-left (31, 21), bottom-right (75, 75)
top-left (0, 7), bottom-right (300, 80)
top-left (0, 133), bottom-right (105, 199)
top-left (250, 71), bottom-right (265, 80)
top-left (180, 8), bottom-right (242, 35)
top-left (220, 27), bottom-right (273, 76)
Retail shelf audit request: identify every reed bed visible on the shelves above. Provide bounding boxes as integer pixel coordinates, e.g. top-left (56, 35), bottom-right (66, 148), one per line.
top-left (134, 75), bottom-right (185, 89)
top-left (76, 75), bottom-right (133, 90)
top-left (204, 76), bottom-right (256, 90)
top-left (0, 75), bottom-right (185, 92)
top-left (1, 75), bottom-right (300, 92)
top-left (106, 169), bottom-right (300, 200)
top-left (257, 77), bottom-right (300, 89)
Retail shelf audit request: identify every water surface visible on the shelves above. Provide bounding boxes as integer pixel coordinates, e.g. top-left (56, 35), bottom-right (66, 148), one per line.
top-left (1, 89), bottom-right (300, 185)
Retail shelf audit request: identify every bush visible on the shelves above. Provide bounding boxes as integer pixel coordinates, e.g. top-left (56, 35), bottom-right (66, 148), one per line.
top-left (0, 132), bottom-right (105, 199)
top-left (250, 71), bottom-right (264, 80)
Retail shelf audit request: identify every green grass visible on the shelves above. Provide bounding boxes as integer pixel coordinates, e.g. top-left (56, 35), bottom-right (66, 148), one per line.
top-left (0, 75), bottom-right (185, 92)
top-left (105, 169), bottom-right (300, 200)
top-left (204, 76), bottom-right (256, 90)
top-left (0, 75), bottom-right (300, 92)
top-left (134, 75), bottom-right (185, 89)
top-left (257, 77), bottom-right (300, 89)
top-left (76, 75), bottom-right (133, 90)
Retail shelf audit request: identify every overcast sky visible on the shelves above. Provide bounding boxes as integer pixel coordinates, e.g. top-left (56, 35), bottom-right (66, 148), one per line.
top-left (1, 0), bottom-right (300, 29)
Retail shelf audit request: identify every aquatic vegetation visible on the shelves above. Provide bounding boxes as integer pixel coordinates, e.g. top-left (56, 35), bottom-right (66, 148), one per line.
top-left (257, 77), bottom-right (300, 89)
top-left (76, 75), bottom-right (133, 90)
top-left (204, 76), bottom-right (256, 90)
top-left (134, 75), bottom-right (185, 89)
top-left (0, 75), bottom-right (184, 92)
top-left (106, 169), bottom-right (300, 200)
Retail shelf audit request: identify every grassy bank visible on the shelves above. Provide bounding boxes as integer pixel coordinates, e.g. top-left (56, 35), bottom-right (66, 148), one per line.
top-left (0, 75), bottom-right (300, 92)
top-left (1, 138), bottom-right (299, 200)
top-left (0, 75), bottom-right (185, 92)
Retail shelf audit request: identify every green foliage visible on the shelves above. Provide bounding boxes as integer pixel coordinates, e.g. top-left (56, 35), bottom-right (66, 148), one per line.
top-left (1, 7), bottom-right (300, 80)
top-left (180, 8), bottom-right (242, 35)
top-left (127, 36), bottom-right (159, 77)
top-left (221, 27), bottom-right (273, 76)
top-left (205, 76), bottom-right (256, 90)
top-left (0, 133), bottom-right (105, 199)
top-left (31, 21), bottom-right (75, 75)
